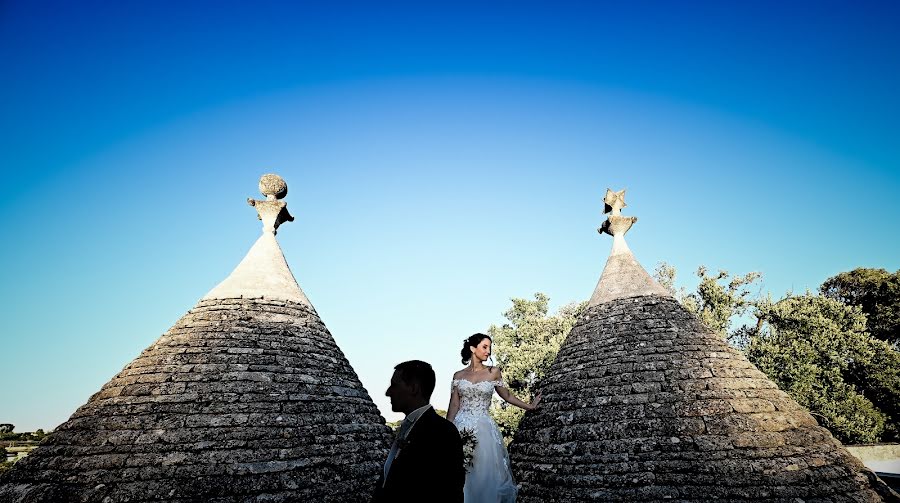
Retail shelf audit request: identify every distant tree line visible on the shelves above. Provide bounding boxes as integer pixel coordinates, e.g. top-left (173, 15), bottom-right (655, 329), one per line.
top-left (489, 267), bottom-right (900, 445)
top-left (0, 425), bottom-right (47, 442)
top-left (386, 410), bottom-right (447, 430)
top-left (0, 423), bottom-right (47, 472)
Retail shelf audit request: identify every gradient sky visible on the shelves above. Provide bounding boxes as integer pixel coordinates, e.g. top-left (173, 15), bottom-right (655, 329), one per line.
top-left (2, 1), bottom-right (899, 431)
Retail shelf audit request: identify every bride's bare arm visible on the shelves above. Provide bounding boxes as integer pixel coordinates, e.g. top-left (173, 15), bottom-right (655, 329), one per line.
top-left (493, 368), bottom-right (541, 411)
top-left (446, 379), bottom-right (461, 424)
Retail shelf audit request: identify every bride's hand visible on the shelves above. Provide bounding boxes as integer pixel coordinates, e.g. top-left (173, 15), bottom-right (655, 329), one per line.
top-left (530, 392), bottom-right (542, 410)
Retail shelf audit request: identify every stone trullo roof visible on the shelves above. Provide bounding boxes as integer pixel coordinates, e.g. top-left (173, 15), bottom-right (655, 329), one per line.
top-left (508, 189), bottom-right (898, 502)
top-left (0, 174), bottom-right (391, 503)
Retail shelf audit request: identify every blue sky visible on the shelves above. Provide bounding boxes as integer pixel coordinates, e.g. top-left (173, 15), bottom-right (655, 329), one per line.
top-left (1, 1), bottom-right (898, 430)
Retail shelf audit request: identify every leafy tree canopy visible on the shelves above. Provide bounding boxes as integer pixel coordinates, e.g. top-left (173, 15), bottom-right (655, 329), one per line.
top-left (745, 292), bottom-right (898, 443)
top-left (657, 263), bottom-right (900, 444)
top-left (655, 262), bottom-right (760, 344)
top-left (821, 268), bottom-right (900, 347)
top-left (488, 293), bottom-right (585, 440)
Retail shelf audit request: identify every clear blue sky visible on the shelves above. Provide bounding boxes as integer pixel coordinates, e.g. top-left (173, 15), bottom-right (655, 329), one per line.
top-left (1, 1), bottom-right (898, 431)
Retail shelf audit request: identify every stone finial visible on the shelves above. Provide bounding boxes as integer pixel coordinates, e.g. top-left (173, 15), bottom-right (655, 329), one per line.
top-left (590, 187), bottom-right (670, 305)
top-left (203, 173), bottom-right (310, 305)
top-left (603, 188), bottom-right (627, 215)
top-left (259, 173), bottom-right (288, 200)
top-left (599, 188), bottom-right (637, 237)
top-left (248, 174), bottom-right (294, 234)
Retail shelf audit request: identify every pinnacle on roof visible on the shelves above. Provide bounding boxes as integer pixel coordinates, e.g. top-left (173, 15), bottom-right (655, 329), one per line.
top-left (203, 173), bottom-right (311, 306)
top-left (589, 188), bottom-right (670, 306)
top-left (508, 188), bottom-right (896, 502)
top-left (0, 174), bottom-right (390, 502)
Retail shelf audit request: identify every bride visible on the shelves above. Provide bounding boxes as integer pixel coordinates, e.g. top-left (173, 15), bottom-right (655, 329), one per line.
top-left (446, 333), bottom-right (541, 503)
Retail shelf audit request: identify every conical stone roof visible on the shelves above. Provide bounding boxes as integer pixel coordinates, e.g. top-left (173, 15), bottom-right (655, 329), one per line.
top-left (509, 189), bottom-right (898, 502)
top-left (0, 175), bottom-right (391, 503)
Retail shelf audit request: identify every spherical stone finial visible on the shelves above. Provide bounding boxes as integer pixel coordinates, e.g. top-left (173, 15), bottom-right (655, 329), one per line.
top-left (259, 174), bottom-right (288, 200)
top-left (249, 174), bottom-right (294, 234)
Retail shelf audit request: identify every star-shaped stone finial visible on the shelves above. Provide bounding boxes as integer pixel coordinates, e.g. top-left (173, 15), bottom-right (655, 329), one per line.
top-left (599, 188), bottom-right (637, 237)
top-left (603, 188), bottom-right (627, 216)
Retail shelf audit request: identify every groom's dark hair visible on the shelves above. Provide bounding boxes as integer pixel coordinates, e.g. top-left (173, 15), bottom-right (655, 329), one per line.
top-left (394, 360), bottom-right (436, 399)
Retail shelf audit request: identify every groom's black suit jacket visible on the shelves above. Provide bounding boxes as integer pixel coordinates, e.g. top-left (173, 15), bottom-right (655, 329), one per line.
top-left (373, 407), bottom-right (464, 503)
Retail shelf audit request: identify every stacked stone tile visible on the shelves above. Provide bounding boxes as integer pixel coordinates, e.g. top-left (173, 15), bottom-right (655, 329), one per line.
top-left (509, 189), bottom-right (898, 502)
top-left (0, 175), bottom-right (391, 502)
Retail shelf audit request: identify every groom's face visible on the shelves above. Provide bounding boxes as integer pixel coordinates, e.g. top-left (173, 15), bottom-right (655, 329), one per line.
top-left (386, 370), bottom-right (417, 413)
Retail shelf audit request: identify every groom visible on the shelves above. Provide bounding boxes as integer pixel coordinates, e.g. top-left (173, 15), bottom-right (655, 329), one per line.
top-left (374, 360), bottom-right (464, 502)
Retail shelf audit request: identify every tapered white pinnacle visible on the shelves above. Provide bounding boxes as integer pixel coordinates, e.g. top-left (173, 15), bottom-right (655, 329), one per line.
top-left (202, 174), bottom-right (311, 306)
top-left (589, 188), bottom-right (670, 306)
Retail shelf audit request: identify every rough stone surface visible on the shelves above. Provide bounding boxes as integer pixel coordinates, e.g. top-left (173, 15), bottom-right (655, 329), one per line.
top-left (0, 298), bottom-right (391, 502)
top-left (259, 174), bottom-right (288, 199)
top-left (510, 294), bottom-right (897, 502)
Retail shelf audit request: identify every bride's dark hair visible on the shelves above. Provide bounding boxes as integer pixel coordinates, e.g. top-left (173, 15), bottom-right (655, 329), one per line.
top-left (461, 333), bottom-right (491, 364)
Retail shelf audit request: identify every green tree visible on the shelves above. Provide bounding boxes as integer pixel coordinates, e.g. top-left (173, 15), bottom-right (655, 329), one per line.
top-left (851, 342), bottom-right (900, 441)
top-left (654, 262), bottom-right (685, 299)
top-left (654, 262), bottom-right (761, 345)
top-left (820, 268), bottom-right (900, 348)
top-left (488, 293), bottom-right (586, 440)
top-left (0, 446), bottom-right (11, 474)
top-left (746, 293), bottom-right (900, 443)
top-left (656, 262), bottom-right (900, 442)
top-left (0, 424), bottom-right (13, 434)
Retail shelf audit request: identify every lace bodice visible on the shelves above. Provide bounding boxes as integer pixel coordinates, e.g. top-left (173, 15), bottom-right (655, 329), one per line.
top-left (452, 379), bottom-right (504, 422)
top-left (451, 378), bottom-right (518, 502)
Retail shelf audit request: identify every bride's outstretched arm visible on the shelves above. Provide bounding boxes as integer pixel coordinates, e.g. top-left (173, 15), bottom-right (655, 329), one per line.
top-left (494, 369), bottom-right (541, 411)
top-left (446, 384), bottom-right (461, 424)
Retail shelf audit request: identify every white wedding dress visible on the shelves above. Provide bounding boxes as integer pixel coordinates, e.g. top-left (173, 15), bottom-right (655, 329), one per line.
top-left (452, 379), bottom-right (518, 503)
